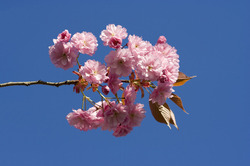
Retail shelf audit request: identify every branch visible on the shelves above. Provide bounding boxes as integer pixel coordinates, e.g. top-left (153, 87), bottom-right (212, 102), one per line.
top-left (0, 80), bottom-right (78, 88)
top-left (0, 79), bottom-right (132, 88)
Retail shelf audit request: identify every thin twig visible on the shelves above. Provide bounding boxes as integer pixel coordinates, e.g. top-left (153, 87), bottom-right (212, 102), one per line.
top-left (0, 80), bottom-right (78, 88)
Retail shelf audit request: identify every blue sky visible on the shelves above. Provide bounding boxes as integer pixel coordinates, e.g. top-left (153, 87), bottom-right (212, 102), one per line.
top-left (0, 0), bottom-right (249, 166)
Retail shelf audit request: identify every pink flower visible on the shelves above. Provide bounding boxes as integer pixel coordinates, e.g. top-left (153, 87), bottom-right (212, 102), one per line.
top-left (113, 125), bottom-right (133, 137)
top-left (149, 82), bottom-right (173, 105)
top-left (124, 85), bottom-right (137, 106)
top-left (128, 35), bottom-right (152, 58)
top-left (53, 30), bottom-right (71, 43)
top-left (154, 43), bottom-right (180, 84)
top-left (101, 101), bottom-right (128, 131)
top-left (66, 108), bottom-right (103, 131)
top-left (135, 51), bottom-right (164, 81)
top-left (156, 36), bottom-right (167, 44)
top-left (105, 48), bottom-right (134, 77)
top-left (100, 24), bottom-right (128, 48)
top-left (49, 42), bottom-right (78, 70)
top-left (127, 103), bottom-right (146, 127)
top-left (107, 73), bottom-right (122, 94)
top-left (71, 31), bottom-right (98, 56)
top-left (162, 59), bottom-right (179, 84)
top-left (79, 60), bottom-right (108, 84)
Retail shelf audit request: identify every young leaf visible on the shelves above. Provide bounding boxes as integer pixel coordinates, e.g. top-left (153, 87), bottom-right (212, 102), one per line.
top-left (121, 92), bottom-right (125, 105)
top-left (174, 72), bottom-right (196, 86)
top-left (149, 101), bottom-right (179, 130)
top-left (170, 93), bottom-right (188, 114)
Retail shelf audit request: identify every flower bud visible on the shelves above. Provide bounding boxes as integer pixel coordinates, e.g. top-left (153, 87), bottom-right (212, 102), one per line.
top-left (157, 36), bottom-right (167, 44)
top-left (108, 36), bottom-right (122, 49)
top-left (102, 85), bottom-right (110, 95)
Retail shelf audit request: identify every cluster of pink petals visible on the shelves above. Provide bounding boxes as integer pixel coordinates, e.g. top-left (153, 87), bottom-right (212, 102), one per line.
top-left (53, 30), bottom-right (71, 43)
top-left (124, 85), bottom-right (137, 106)
top-left (154, 42), bottom-right (180, 84)
top-left (49, 42), bottom-right (78, 70)
top-left (100, 101), bottom-right (145, 137)
top-left (135, 51), bottom-right (164, 81)
top-left (66, 100), bottom-right (146, 137)
top-left (105, 48), bottom-right (134, 77)
top-left (107, 73), bottom-right (122, 94)
top-left (100, 24), bottom-right (128, 49)
top-left (128, 35), bottom-right (152, 58)
top-left (149, 82), bottom-right (173, 105)
top-left (127, 103), bottom-right (146, 127)
top-left (113, 125), bottom-right (133, 137)
top-left (101, 101), bottom-right (128, 131)
top-left (71, 31), bottom-right (98, 56)
top-left (110, 102), bottom-right (145, 137)
top-left (66, 108), bottom-right (103, 131)
top-left (79, 59), bottom-right (108, 84)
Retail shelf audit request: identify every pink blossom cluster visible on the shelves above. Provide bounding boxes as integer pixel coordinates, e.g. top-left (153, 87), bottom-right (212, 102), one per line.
top-left (49, 30), bottom-right (98, 70)
top-left (66, 90), bottom-right (145, 137)
top-left (104, 30), bottom-right (179, 105)
top-left (49, 24), bottom-right (181, 137)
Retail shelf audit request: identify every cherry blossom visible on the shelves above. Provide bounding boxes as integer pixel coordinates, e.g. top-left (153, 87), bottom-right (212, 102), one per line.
top-left (149, 82), bottom-right (173, 105)
top-left (107, 73), bottom-right (122, 94)
top-left (124, 85), bottom-right (137, 106)
top-left (135, 51), bottom-right (164, 81)
top-left (66, 108), bottom-right (103, 131)
top-left (79, 59), bottom-right (108, 84)
top-left (100, 24), bottom-right (128, 49)
top-left (113, 125), bottom-right (133, 137)
top-left (127, 103), bottom-right (145, 127)
top-left (105, 48), bottom-right (134, 77)
top-left (127, 35), bottom-right (152, 59)
top-left (101, 101), bottom-right (128, 131)
top-left (49, 42), bottom-right (78, 70)
top-left (154, 43), bottom-right (180, 84)
top-left (71, 31), bottom-right (98, 56)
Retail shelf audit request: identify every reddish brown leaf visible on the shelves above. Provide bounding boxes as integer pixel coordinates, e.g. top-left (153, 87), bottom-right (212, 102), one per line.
top-left (173, 72), bottom-right (196, 86)
top-left (149, 101), bottom-right (179, 130)
top-left (170, 93), bottom-right (188, 114)
top-left (140, 86), bottom-right (144, 98)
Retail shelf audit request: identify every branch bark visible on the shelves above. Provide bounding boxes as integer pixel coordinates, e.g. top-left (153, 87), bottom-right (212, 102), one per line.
top-left (0, 80), bottom-right (78, 88)
top-left (0, 79), bottom-right (130, 88)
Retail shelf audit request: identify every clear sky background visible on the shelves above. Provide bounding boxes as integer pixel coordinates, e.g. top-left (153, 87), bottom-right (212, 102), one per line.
top-left (0, 0), bottom-right (249, 166)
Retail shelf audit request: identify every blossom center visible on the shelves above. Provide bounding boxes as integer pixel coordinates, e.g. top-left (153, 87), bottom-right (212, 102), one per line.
top-left (91, 70), bottom-right (98, 76)
top-left (83, 41), bottom-right (88, 47)
top-left (148, 66), bottom-right (152, 71)
top-left (118, 60), bottom-right (124, 64)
